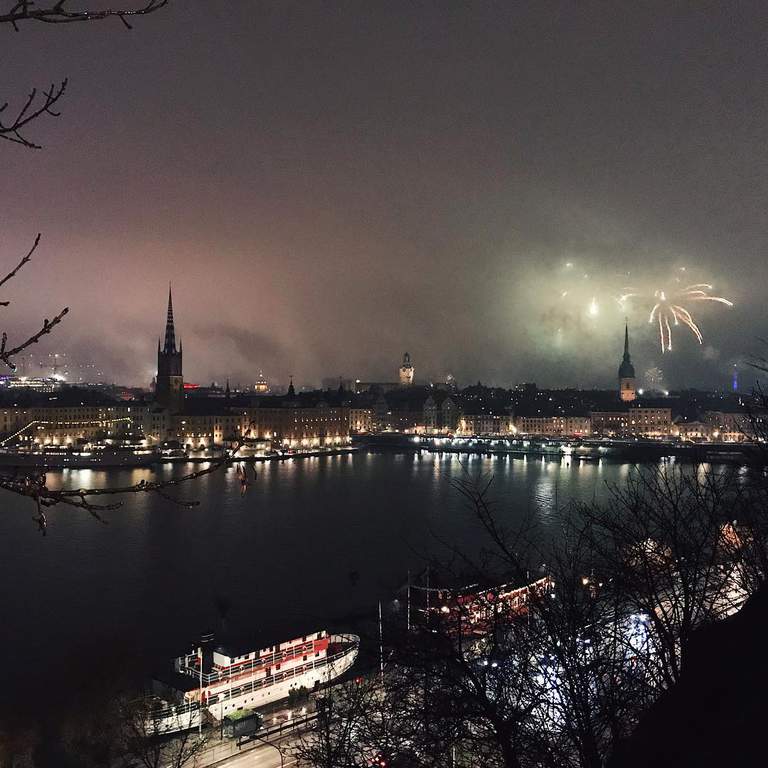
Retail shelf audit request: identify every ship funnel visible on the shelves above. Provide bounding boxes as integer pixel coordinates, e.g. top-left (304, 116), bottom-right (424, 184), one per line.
top-left (200, 632), bottom-right (215, 674)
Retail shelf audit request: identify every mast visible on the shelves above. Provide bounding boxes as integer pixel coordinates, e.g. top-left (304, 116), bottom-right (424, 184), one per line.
top-left (406, 569), bottom-right (411, 632)
top-left (378, 601), bottom-right (384, 686)
top-left (198, 643), bottom-right (202, 736)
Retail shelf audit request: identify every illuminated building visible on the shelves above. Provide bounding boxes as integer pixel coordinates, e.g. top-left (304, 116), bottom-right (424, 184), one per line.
top-left (673, 420), bottom-right (715, 441)
top-left (589, 407), bottom-right (672, 438)
top-left (156, 286), bottom-right (184, 414)
top-left (1, 376), bottom-right (61, 393)
top-left (241, 393), bottom-right (350, 448)
top-left (702, 410), bottom-right (763, 443)
top-left (618, 323), bottom-right (636, 402)
top-left (423, 392), bottom-right (460, 434)
top-left (254, 371), bottom-right (270, 394)
top-left (457, 412), bottom-right (515, 436)
top-left (514, 415), bottom-right (590, 437)
top-left (0, 397), bottom-right (148, 446)
top-left (399, 352), bottom-right (414, 386)
top-left (349, 406), bottom-right (374, 433)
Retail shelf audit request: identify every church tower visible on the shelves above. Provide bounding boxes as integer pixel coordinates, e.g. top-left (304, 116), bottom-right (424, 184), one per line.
top-left (399, 352), bottom-right (414, 386)
top-left (156, 285), bottom-right (184, 413)
top-left (618, 323), bottom-right (636, 402)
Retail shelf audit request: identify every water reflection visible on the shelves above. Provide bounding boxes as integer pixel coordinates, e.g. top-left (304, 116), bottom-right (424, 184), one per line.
top-left (0, 452), bottom-right (676, 714)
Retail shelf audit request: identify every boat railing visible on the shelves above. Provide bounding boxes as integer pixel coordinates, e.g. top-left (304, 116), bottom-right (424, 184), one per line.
top-left (177, 635), bottom-right (356, 687)
top-left (202, 644), bottom-right (355, 704)
top-left (149, 699), bottom-right (201, 721)
top-left (178, 641), bottom-right (355, 704)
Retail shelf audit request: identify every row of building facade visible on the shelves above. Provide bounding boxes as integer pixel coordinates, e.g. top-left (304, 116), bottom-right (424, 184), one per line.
top-left (0, 295), bottom-right (753, 449)
top-left (0, 391), bottom-right (753, 449)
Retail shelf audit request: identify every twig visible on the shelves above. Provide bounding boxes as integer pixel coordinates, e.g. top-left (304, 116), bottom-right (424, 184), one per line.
top-left (0, 80), bottom-right (67, 149)
top-left (0, 306), bottom-right (70, 371)
top-left (0, 0), bottom-right (168, 26)
top-left (0, 233), bottom-right (40, 297)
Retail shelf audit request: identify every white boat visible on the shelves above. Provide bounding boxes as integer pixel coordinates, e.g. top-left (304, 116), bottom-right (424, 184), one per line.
top-left (152, 630), bottom-right (359, 733)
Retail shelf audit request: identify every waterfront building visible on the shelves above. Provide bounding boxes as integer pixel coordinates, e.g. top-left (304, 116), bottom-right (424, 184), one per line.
top-left (457, 404), bottom-right (515, 436)
top-left (673, 420), bottom-right (715, 441)
top-left (174, 405), bottom-right (245, 449)
top-left (702, 410), bottom-right (764, 442)
top-left (514, 415), bottom-right (590, 437)
top-left (589, 407), bottom-right (672, 438)
top-left (242, 391), bottom-right (350, 448)
top-left (374, 388), bottom-right (425, 432)
top-left (457, 413), bottom-right (514, 436)
top-left (349, 406), bottom-right (374, 433)
top-left (0, 391), bottom-right (148, 446)
top-left (156, 286), bottom-right (184, 414)
top-left (423, 392), bottom-right (460, 434)
top-left (618, 323), bottom-right (637, 402)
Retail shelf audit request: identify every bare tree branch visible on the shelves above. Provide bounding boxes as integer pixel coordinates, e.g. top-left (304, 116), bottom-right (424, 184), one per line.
top-left (1, 1), bottom-right (168, 148)
top-left (0, 232), bottom-right (40, 299)
top-left (0, 0), bottom-right (168, 28)
top-left (0, 305), bottom-right (69, 370)
top-left (0, 80), bottom-right (67, 149)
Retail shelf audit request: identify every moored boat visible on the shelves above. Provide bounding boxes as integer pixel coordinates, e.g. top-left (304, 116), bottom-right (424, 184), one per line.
top-left (152, 630), bottom-right (359, 733)
top-left (424, 576), bottom-right (554, 637)
top-left (0, 445), bottom-right (159, 468)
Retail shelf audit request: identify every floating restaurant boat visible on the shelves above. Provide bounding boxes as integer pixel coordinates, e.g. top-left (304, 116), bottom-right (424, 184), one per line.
top-left (152, 630), bottom-right (359, 734)
top-left (0, 444), bottom-right (159, 468)
top-left (424, 576), bottom-right (554, 637)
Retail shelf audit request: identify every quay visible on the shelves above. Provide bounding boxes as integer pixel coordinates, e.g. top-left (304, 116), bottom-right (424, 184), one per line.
top-left (359, 433), bottom-right (756, 464)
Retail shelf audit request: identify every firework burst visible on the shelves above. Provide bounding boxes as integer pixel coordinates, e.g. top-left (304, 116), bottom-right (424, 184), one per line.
top-left (622, 283), bottom-right (733, 352)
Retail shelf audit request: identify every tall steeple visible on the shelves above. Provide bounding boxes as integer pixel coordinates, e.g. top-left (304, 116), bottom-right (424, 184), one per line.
top-left (618, 321), bottom-right (636, 402)
top-left (163, 284), bottom-right (177, 354)
top-left (623, 323), bottom-right (630, 361)
top-left (156, 286), bottom-right (184, 413)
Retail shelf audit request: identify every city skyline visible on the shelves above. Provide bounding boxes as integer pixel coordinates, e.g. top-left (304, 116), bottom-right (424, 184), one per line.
top-left (3, 3), bottom-right (766, 389)
top-left (0, 286), bottom-right (749, 393)
top-left (3, 5), bottom-right (768, 765)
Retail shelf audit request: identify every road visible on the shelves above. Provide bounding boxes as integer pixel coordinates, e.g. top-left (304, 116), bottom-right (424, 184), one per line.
top-left (204, 735), bottom-right (300, 768)
top-left (213, 746), bottom-right (297, 768)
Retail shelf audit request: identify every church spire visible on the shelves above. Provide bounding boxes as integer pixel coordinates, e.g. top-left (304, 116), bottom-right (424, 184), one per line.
top-left (623, 321), bottom-right (630, 361)
top-left (163, 284), bottom-right (177, 354)
top-left (618, 321), bottom-right (636, 402)
top-left (156, 286), bottom-right (184, 413)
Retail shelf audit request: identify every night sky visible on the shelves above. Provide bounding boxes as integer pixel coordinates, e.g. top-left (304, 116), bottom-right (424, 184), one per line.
top-left (3, 2), bottom-right (767, 390)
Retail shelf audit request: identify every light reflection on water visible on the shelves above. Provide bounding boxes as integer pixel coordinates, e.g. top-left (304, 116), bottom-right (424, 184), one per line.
top-left (0, 451), bottom-right (684, 714)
